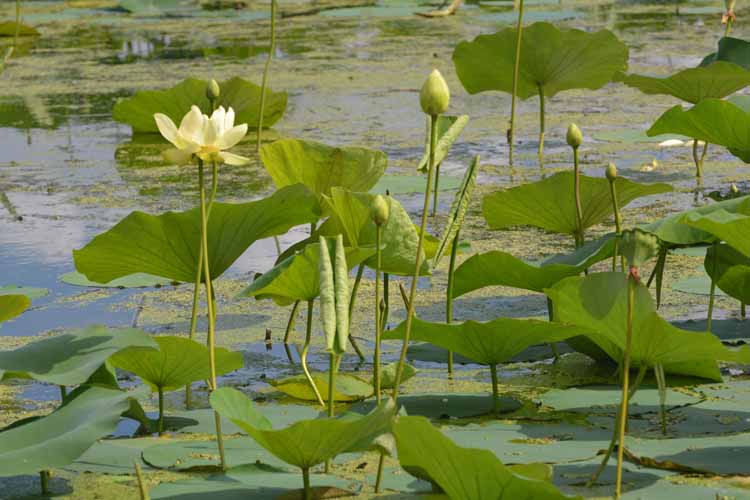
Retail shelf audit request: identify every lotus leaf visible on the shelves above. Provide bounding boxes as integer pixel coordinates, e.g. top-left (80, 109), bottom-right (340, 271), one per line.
top-left (681, 208), bottom-right (750, 257)
top-left (618, 62), bottom-right (750, 104)
top-left (210, 387), bottom-right (395, 470)
top-left (417, 115), bottom-right (470, 173)
top-left (0, 22), bottom-right (38, 37)
top-left (60, 271), bottom-right (173, 288)
top-left (260, 138), bottom-right (387, 197)
top-left (0, 294), bottom-right (29, 324)
top-left (546, 272), bottom-right (750, 380)
top-left (74, 184), bottom-right (319, 284)
top-left (0, 386), bottom-right (142, 476)
top-left (393, 415), bottom-right (581, 500)
top-left (113, 77), bottom-right (287, 133)
top-left (371, 174), bottom-right (462, 195)
top-left (318, 187), bottom-right (429, 275)
top-left (240, 241), bottom-right (375, 305)
top-left (269, 373), bottom-right (373, 402)
top-left (433, 155), bottom-right (478, 267)
top-left (647, 98), bottom-right (750, 162)
top-left (482, 172), bottom-right (672, 235)
top-left (705, 244), bottom-right (750, 303)
top-left (0, 325), bottom-right (157, 385)
top-left (110, 336), bottom-right (243, 392)
top-left (453, 22), bottom-right (627, 100)
top-left (0, 285), bottom-right (47, 300)
top-left (701, 36), bottom-right (750, 69)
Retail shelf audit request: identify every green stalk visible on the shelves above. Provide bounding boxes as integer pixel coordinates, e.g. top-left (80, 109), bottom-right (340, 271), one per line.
top-left (347, 264), bottom-right (366, 361)
top-left (432, 162), bottom-right (441, 217)
top-left (742, 302), bottom-right (746, 319)
top-left (135, 461), bottom-right (150, 500)
top-left (608, 180), bottom-right (622, 271)
top-left (325, 352), bottom-right (337, 473)
top-left (615, 277), bottom-right (637, 498)
top-left (707, 241), bottom-right (718, 332)
top-left (59, 385), bottom-right (67, 401)
top-left (655, 363), bottom-right (668, 435)
top-left (546, 298), bottom-right (560, 363)
top-left (283, 300), bottom-right (301, 344)
top-left (302, 467), bottom-right (311, 500)
top-left (654, 247), bottom-right (667, 309)
top-left (256, 0), bottom-right (277, 152)
top-left (508, 0), bottom-right (525, 167)
top-left (692, 139), bottom-right (709, 178)
top-left (375, 453), bottom-right (386, 493)
top-left (40, 470), bottom-right (49, 495)
top-left (158, 386), bottom-right (165, 436)
top-left (573, 147), bottom-right (584, 248)
top-left (301, 300), bottom-right (325, 406)
top-left (446, 230), bottom-right (460, 376)
top-left (374, 226), bottom-right (383, 402)
top-left (382, 273), bottom-right (390, 327)
top-left (725, 13), bottom-right (734, 37)
top-left (490, 364), bottom-right (499, 413)
top-left (198, 159), bottom-right (226, 470)
top-left (391, 114), bottom-right (439, 401)
top-left (537, 84), bottom-right (545, 168)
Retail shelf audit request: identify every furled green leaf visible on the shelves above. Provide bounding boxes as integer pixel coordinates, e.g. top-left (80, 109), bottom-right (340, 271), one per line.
top-left (452, 235), bottom-right (614, 297)
top-left (433, 155), bottom-right (478, 267)
top-left (618, 62), bottom-right (750, 104)
top-left (260, 139), bottom-right (387, 197)
top-left (453, 22), bottom-right (627, 100)
top-left (0, 294), bottom-right (29, 324)
top-left (0, 325), bottom-right (157, 385)
top-left (681, 208), bottom-right (750, 256)
top-left (647, 98), bottom-right (750, 162)
top-left (269, 373), bottom-right (373, 402)
top-left (110, 336), bottom-right (242, 392)
top-left (701, 37), bottom-right (750, 69)
top-left (113, 77), bottom-right (287, 133)
top-left (383, 317), bottom-right (582, 366)
top-left (0, 21), bottom-right (39, 37)
top-left (318, 188), bottom-right (429, 275)
top-left (74, 184), bottom-right (319, 284)
top-left (393, 416), bottom-right (580, 500)
top-left (210, 387), bottom-right (395, 470)
top-left (240, 241), bottom-right (374, 305)
top-left (482, 172), bottom-right (672, 235)
top-left (0, 386), bottom-right (140, 476)
top-left (641, 196), bottom-right (750, 246)
top-left (546, 272), bottom-right (750, 380)
top-left (332, 235), bottom-right (349, 354)
top-left (417, 115), bottom-right (470, 173)
top-left (705, 244), bottom-right (750, 303)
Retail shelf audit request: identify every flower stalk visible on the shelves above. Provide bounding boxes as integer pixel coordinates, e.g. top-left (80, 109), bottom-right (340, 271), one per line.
top-left (508, 0), bottom-right (525, 167)
top-left (567, 123), bottom-right (584, 247)
top-left (256, 0), bottom-right (277, 152)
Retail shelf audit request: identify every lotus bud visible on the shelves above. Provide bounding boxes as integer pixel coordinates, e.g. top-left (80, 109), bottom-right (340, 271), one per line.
top-left (621, 228), bottom-right (661, 269)
top-left (206, 79), bottom-right (221, 102)
top-left (605, 162), bottom-right (618, 182)
top-left (370, 195), bottom-right (390, 226)
top-left (566, 123), bottom-right (583, 149)
top-left (731, 183), bottom-right (739, 194)
top-left (420, 69), bottom-right (450, 117)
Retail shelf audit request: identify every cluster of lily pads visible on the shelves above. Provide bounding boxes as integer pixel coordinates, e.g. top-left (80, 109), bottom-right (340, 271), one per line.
top-left (2, 1), bottom-right (750, 500)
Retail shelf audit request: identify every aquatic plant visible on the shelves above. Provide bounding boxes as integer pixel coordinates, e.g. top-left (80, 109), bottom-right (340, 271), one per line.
top-left (256, 0), bottom-right (277, 151)
top-left (605, 162), bottom-right (624, 270)
top-left (453, 22), bottom-right (627, 167)
top-left (369, 194), bottom-right (389, 401)
top-left (567, 123), bottom-right (584, 246)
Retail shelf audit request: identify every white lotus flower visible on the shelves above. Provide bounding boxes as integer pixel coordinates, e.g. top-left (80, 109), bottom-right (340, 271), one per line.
top-left (154, 105), bottom-right (250, 166)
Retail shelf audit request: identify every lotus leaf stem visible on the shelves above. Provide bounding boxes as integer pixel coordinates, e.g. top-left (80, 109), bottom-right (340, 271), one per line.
top-left (615, 276), bottom-right (637, 498)
top-left (59, 385), bottom-right (66, 401)
top-left (742, 302), bottom-right (746, 319)
top-left (383, 272), bottom-right (390, 327)
top-left (691, 139), bottom-right (708, 178)
top-left (572, 146), bottom-right (584, 248)
top-left (508, 0), bottom-right (525, 167)
top-left (375, 453), bottom-right (386, 493)
top-left (432, 162), bottom-right (441, 217)
top-left (490, 364), bottom-right (500, 413)
top-left (40, 470), bottom-right (49, 495)
top-left (256, 0), bottom-right (277, 152)
top-left (608, 179), bottom-right (622, 271)
top-left (654, 247), bottom-right (667, 309)
top-left (302, 467), bottom-right (311, 500)
top-left (446, 230), bottom-right (461, 375)
top-left (283, 300), bottom-right (301, 344)
top-left (347, 263), bottom-right (366, 360)
top-left (135, 461), bottom-right (150, 500)
top-left (707, 241), bottom-right (718, 332)
top-left (537, 83), bottom-right (545, 168)
top-left (301, 299), bottom-right (325, 407)
top-left (545, 298), bottom-right (560, 363)
top-left (374, 226), bottom-right (383, 401)
top-left (157, 386), bottom-right (165, 436)
top-left (325, 352), bottom-right (337, 473)
top-left (392, 114), bottom-right (439, 401)
top-left (655, 363), bottom-right (668, 435)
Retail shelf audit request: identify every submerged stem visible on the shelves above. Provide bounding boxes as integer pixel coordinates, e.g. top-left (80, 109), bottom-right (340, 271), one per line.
top-left (391, 114), bottom-right (439, 401)
top-left (256, 0), bottom-right (277, 152)
top-left (507, 0), bottom-right (525, 167)
top-left (446, 230), bottom-right (460, 376)
top-left (655, 363), bottom-right (668, 435)
top-left (301, 300), bottom-right (325, 407)
top-left (40, 471), bottom-right (50, 495)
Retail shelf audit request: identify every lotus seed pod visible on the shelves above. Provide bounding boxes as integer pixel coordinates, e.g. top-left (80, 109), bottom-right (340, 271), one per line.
top-left (370, 195), bottom-right (390, 226)
top-left (566, 123), bottom-right (583, 149)
top-left (420, 69), bottom-right (450, 117)
top-left (206, 79), bottom-right (221, 102)
top-left (621, 228), bottom-right (661, 269)
top-left (605, 162), bottom-right (618, 182)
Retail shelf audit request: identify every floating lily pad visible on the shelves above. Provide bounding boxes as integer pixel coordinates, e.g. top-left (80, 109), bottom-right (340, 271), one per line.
top-left (537, 385), bottom-right (702, 414)
top-left (671, 273), bottom-right (727, 296)
top-left (170, 404), bottom-right (321, 435)
top-left (0, 21), bottom-right (38, 37)
top-left (592, 129), bottom-right (684, 144)
top-left (0, 285), bottom-right (47, 300)
top-left (66, 437), bottom-right (161, 474)
top-left (0, 294), bottom-right (29, 324)
top-left (352, 393), bottom-right (521, 419)
top-left (60, 271), bottom-right (174, 288)
top-left (113, 77), bottom-right (286, 133)
top-left (371, 174), bottom-right (462, 195)
top-left (269, 373), bottom-right (373, 402)
top-left (142, 437), bottom-right (283, 471)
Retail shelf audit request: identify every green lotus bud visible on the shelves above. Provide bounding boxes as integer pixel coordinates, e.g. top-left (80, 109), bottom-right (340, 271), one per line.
top-left (620, 228), bottom-right (661, 269)
top-left (605, 162), bottom-right (617, 182)
top-left (566, 123), bottom-right (583, 149)
top-left (731, 183), bottom-right (739, 194)
top-left (370, 195), bottom-right (390, 226)
top-left (206, 79), bottom-right (220, 101)
top-left (420, 69), bottom-right (450, 117)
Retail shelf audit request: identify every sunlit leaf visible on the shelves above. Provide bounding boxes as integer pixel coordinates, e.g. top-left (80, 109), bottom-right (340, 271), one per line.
top-left (0, 294), bottom-right (29, 324)
top-left (0, 21), bottom-right (39, 37)
top-left (705, 243), bottom-right (750, 303)
top-left (701, 36), bottom-right (750, 69)
top-left (681, 208), bottom-right (750, 256)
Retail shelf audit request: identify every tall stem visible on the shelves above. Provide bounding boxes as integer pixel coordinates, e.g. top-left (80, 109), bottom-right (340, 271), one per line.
top-left (490, 364), bottom-right (499, 413)
top-left (508, 0), bottom-right (525, 167)
top-left (382, 273), bottom-right (390, 327)
top-left (158, 386), bottom-right (165, 436)
top-left (198, 160), bottom-right (225, 470)
top-left (707, 241), bottom-right (718, 332)
top-left (374, 226), bottom-right (383, 402)
top-left (537, 84), bottom-right (545, 168)
top-left (609, 180), bottom-right (622, 271)
top-left (325, 352), bottom-right (337, 473)
top-left (615, 277), bottom-right (636, 498)
top-left (432, 163), bottom-right (441, 217)
top-left (446, 230), bottom-right (460, 376)
top-left (302, 467), bottom-right (311, 500)
top-left (692, 139), bottom-right (709, 178)
top-left (40, 471), bottom-right (49, 495)
top-left (283, 300), bottom-right (301, 344)
top-left (135, 462), bottom-right (150, 500)
top-left (573, 147), bottom-right (584, 248)
top-left (391, 114), bottom-right (439, 401)
top-left (256, 0), bottom-right (277, 152)
top-left (301, 299), bottom-right (325, 406)
top-left (347, 264), bottom-right (366, 360)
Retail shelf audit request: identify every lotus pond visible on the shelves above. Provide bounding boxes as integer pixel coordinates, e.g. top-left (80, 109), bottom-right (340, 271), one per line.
top-left (2, 0), bottom-right (750, 499)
